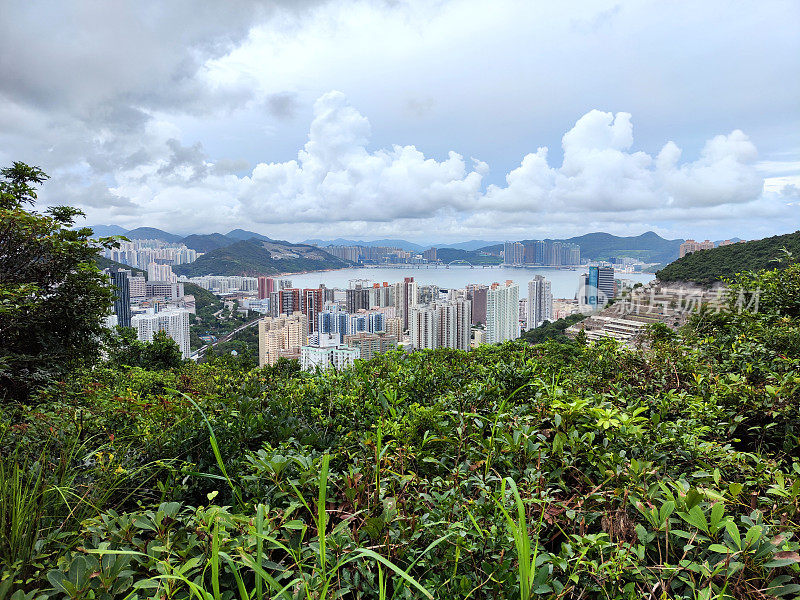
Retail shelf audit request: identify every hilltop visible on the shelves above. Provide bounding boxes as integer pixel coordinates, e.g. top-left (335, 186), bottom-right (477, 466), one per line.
top-left (172, 238), bottom-right (350, 277)
top-left (656, 230), bottom-right (800, 284)
top-left (480, 231), bottom-right (683, 263)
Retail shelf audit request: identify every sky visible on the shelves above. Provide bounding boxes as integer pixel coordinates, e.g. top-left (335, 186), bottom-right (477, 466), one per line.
top-left (1, 0), bottom-right (798, 244)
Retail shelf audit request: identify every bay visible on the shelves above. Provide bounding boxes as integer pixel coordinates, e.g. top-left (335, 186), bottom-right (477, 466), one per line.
top-left (287, 265), bottom-right (655, 299)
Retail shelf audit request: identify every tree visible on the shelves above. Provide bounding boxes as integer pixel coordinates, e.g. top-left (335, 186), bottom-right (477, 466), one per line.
top-left (105, 328), bottom-right (184, 370)
top-left (0, 162), bottom-right (117, 401)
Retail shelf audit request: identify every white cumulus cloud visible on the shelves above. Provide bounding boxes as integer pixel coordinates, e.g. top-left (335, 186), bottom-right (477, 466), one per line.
top-left (483, 109), bottom-right (762, 215)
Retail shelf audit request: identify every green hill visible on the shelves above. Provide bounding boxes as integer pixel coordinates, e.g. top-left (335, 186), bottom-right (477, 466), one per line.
top-left (480, 231), bottom-right (683, 263)
top-left (124, 227), bottom-right (183, 242)
top-left (656, 230), bottom-right (800, 284)
top-left (436, 247), bottom-right (502, 265)
top-left (173, 239), bottom-right (350, 276)
top-left (94, 255), bottom-right (146, 278)
top-left (564, 231), bottom-right (682, 263)
top-left (180, 233), bottom-right (233, 253)
top-left (182, 282), bottom-right (221, 311)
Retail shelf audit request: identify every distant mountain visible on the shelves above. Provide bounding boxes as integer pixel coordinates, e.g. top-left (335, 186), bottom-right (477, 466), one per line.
top-left (433, 240), bottom-right (504, 251)
top-left (180, 233), bottom-right (233, 253)
top-left (83, 224), bottom-right (128, 238)
top-left (226, 229), bottom-right (272, 242)
top-left (564, 231), bottom-right (683, 264)
top-left (436, 248), bottom-right (502, 265)
top-left (94, 255), bottom-right (146, 278)
top-left (125, 227), bottom-right (183, 243)
top-left (172, 239), bottom-right (350, 277)
top-left (303, 238), bottom-right (425, 252)
top-left (657, 231), bottom-right (800, 284)
top-left (479, 231), bottom-right (684, 264)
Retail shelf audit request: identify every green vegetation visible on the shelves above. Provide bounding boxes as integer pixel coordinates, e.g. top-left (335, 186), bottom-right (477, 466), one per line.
top-left (0, 163), bottom-right (116, 401)
top-left (183, 282), bottom-right (221, 312)
top-left (94, 255), bottom-right (146, 278)
top-left (173, 239), bottom-right (349, 277)
top-left (519, 313), bottom-right (587, 344)
top-left (480, 232), bottom-right (683, 264)
top-left (564, 231), bottom-right (682, 263)
top-left (2, 167), bottom-right (800, 598)
top-left (657, 231), bottom-right (800, 284)
top-left (124, 227), bottom-right (183, 242)
top-left (181, 233), bottom-right (235, 253)
top-left (2, 260), bottom-right (799, 597)
top-left (212, 323), bottom-right (260, 366)
top-left (436, 247), bottom-right (503, 265)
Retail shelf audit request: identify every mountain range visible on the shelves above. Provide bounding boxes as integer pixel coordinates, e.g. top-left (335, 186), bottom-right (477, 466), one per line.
top-left (301, 238), bottom-right (504, 251)
top-left (85, 224), bottom-right (687, 272)
top-left (171, 239), bottom-right (350, 277)
top-left (479, 231), bottom-right (684, 264)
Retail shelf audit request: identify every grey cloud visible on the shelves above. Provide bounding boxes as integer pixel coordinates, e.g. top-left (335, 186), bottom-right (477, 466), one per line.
top-left (780, 184), bottom-right (800, 199)
top-left (212, 158), bottom-right (250, 175)
top-left (265, 92), bottom-right (300, 119)
top-left (158, 139), bottom-right (210, 181)
top-left (405, 97), bottom-right (435, 117)
top-left (51, 177), bottom-right (137, 211)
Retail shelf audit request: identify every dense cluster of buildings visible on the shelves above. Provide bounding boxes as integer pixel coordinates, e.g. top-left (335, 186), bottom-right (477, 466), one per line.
top-left (254, 274), bottom-right (563, 370)
top-left (105, 268), bottom-right (194, 359)
top-left (503, 240), bottom-right (581, 266)
top-left (106, 254), bottom-right (629, 368)
top-left (322, 245), bottom-right (437, 265)
top-left (103, 239), bottom-right (200, 283)
top-left (679, 238), bottom-right (738, 258)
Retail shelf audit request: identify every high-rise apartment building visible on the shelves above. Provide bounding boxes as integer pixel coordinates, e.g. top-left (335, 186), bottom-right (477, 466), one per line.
top-left (302, 288), bottom-right (324, 333)
top-left (300, 344), bottom-right (360, 371)
top-left (257, 276), bottom-right (275, 300)
top-left (485, 281), bottom-right (520, 344)
top-left (271, 288), bottom-right (300, 316)
top-left (147, 263), bottom-right (176, 283)
top-left (418, 284), bottom-right (440, 304)
top-left (110, 270), bottom-right (131, 328)
top-left (343, 332), bottom-right (398, 360)
top-left (580, 267), bottom-right (615, 309)
top-left (346, 287), bottom-right (371, 313)
top-left (679, 239), bottom-right (715, 257)
top-left (317, 305), bottom-right (350, 344)
top-left (384, 316), bottom-right (402, 339)
top-left (131, 308), bottom-right (191, 359)
top-left (129, 275), bottom-right (146, 299)
top-left (526, 275), bottom-right (553, 330)
top-left (258, 312), bottom-right (309, 367)
top-left (404, 277), bottom-right (418, 329)
top-left (503, 241), bottom-right (525, 265)
top-left (410, 299), bottom-right (471, 350)
top-left (468, 284), bottom-right (488, 326)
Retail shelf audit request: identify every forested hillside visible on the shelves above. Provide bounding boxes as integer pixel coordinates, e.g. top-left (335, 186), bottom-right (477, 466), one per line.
top-left (173, 239), bottom-right (350, 276)
top-left (657, 231), bottom-right (800, 284)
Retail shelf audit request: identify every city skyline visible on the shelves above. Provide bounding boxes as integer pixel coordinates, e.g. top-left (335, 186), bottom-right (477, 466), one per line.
top-left (1, 1), bottom-right (797, 244)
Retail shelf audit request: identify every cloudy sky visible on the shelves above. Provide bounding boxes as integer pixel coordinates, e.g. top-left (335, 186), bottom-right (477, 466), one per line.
top-left (2, 0), bottom-right (798, 243)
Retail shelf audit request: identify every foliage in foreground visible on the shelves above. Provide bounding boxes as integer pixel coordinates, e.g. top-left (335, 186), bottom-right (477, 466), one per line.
top-left (0, 163), bottom-right (116, 401)
top-left (519, 313), bottom-right (587, 345)
top-left (1, 264), bottom-right (800, 599)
